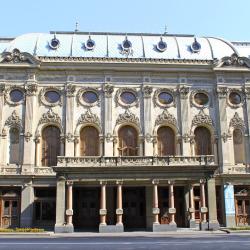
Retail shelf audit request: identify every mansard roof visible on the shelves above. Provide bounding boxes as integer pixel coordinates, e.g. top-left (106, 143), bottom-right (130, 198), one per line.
top-left (0, 31), bottom-right (248, 61)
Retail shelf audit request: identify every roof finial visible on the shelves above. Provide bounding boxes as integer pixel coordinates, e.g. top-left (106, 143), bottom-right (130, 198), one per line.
top-left (75, 22), bottom-right (79, 32)
top-left (164, 25), bottom-right (167, 35)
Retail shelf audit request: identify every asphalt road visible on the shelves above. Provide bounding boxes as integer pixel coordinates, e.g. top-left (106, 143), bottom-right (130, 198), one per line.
top-left (0, 234), bottom-right (249, 250)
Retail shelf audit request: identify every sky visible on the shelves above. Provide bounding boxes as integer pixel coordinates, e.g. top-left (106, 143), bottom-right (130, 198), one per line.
top-left (1, 0), bottom-right (249, 41)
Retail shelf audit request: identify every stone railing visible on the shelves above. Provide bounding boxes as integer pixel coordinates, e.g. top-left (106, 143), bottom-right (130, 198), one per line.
top-left (57, 155), bottom-right (215, 168)
top-left (34, 167), bottom-right (55, 175)
top-left (230, 165), bottom-right (250, 174)
top-left (0, 165), bottom-right (21, 175)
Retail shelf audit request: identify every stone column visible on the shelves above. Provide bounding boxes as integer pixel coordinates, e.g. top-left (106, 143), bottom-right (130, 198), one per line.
top-left (0, 83), bottom-right (5, 166)
top-left (207, 178), bottom-right (220, 230)
top-left (65, 181), bottom-right (74, 232)
top-left (200, 179), bottom-right (208, 230)
top-left (103, 83), bottom-right (114, 156)
top-left (244, 85), bottom-right (250, 164)
top-left (152, 179), bottom-right (159, 225)
top-left (54, 176), bottom-right (67, 233)
top-left (223, 183), bottom-right (236, 227)
top-left (99, 181), bottom-right (107, 226)
top-left (139, 135), bottom-right (144, 156)
top-left (22, 78), bottom-right (37, 173)
top-left (188, 184), bottom-right (196, 228)
top-left (168, 181), bottom-right (176, 227)
top-left (20, 181), bottom-right (34, 227)
top-left (99, 136), bottom-right (104, 156)
top-left (116, 181), bottom-right (123, 225)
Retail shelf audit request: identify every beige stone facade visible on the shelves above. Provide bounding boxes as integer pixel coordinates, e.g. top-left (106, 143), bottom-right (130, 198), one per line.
top-left (0, 32), bottom-right (250, 232)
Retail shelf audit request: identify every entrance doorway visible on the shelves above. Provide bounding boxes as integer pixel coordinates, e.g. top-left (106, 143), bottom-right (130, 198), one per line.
top-left (73, 187), bottom-right (100, 230)
top-left (123, 187), bottom-right (146, 230)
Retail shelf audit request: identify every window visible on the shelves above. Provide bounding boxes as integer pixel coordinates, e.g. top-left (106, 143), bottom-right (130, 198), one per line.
top-left (229, 92), bottom-right (241, 105)
top-left (44, 91), bottom-right (60, 103)
top-left (9, 128), bottom-right (20, 164)
top-left (157, 126), bottom-right (175, 156)
top-left (82, 91), bottom-right (98, 104)
top-left (118, 125), bottom-right (138, 156)
top-left (194, 93), bottom-right (209, 106)
top-left (10, 90), bottom-right (24, 103)
top-left (194, 127), bottom-right (212, 155)
top-left (233, 129), bottom-right (245, 164)
top-left (158, 92), bottom-right (173, 105)
top-left (80, 126), bottom-right (99, 156)
top-left (42, 126), bottom-right (61, 166)
top-left (120, 91), bottom-right (136, 105)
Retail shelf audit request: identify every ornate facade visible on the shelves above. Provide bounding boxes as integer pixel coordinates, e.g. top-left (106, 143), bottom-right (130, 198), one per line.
top-left (0, 31), bottom-right (250, 232)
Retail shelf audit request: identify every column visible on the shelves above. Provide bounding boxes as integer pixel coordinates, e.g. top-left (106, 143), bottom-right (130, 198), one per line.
top-left (223, 183), bottom-right (236, 227)
top-left (20, 181), bottom-right (34, 227)
top-left (0, 84), bottom-right (5, 166)
top-left (139, 135), bottom-right (144, 156)
top-left (116, 181), bottom-right (123, 227)
top-left (168, 181), bottom-right (176, 226)
top-left (99, 181), bottom-right (107, 226)
top-left (65, 181), bottom-right (74, 232)
top-left (188, 184), bottom-right (196, 228)
top-left (200, 179), bottom-right (208, 230)
top-left (207, 178), bottom-right (220, 230)
top-left (54, 176), bottom-right (66, 233)
top-left (244, 85), bottom-right (250, 165)
top-left (152, 179), bottom-right (159, 225)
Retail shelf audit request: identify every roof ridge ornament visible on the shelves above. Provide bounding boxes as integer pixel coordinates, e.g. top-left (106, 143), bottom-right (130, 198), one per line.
top-left (216, 53), bottom-right (250, 68)
top-left (190, 37), bottom-right (201, 53)
top-left (49, 33), bottom-right (60, 50)
top-left (156, 36), bottom-right (167, 52)
top-left (85, 35), bottom-right (95, 51)
top-left (120, 35), bottom-right (133, 56)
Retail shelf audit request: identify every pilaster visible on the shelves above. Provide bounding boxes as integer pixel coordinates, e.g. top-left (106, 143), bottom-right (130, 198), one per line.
top-left (223, 183), bottom-right (236, 227)
top-left (0, 83), bottom-right (5, 166)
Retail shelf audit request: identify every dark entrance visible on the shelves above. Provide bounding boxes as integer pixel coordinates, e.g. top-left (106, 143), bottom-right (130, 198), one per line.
top-left (73, 187), bottom-right (100, 230)
top-left (123, 187), bottom-right (146, 230)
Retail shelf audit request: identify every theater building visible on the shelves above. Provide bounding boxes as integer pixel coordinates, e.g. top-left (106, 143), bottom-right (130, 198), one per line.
top-left (0, 31), bottom-right (249, 232)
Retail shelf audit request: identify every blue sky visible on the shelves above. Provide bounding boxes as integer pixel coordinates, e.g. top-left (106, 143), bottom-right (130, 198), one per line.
top-left (1, 0), bottom-right (249, 41)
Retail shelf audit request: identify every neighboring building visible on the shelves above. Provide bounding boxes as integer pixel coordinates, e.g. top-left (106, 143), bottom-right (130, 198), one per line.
top-left (0, 31), bottom-right (249, 232)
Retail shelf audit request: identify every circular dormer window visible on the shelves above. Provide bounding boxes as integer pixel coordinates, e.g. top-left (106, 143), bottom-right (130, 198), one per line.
top-left (85, 37), bottom-right (95, 50)
top-left (191, 38), bottom-right (201, 53)
top-left (156, 38), bottom-right (167, 52)
top-left (122, 38), bottom-right (132, 51)
top-left (49, 36), bottom-right (60, 50)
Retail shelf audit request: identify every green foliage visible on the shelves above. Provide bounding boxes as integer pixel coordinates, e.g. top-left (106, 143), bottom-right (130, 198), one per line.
top-left (0, 228), bottom-right (44, 233)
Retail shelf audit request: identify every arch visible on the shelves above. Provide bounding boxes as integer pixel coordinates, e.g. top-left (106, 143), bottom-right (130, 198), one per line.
top-left (41, 125), bottom-right (61, 167)
top-left (9, 127), bottom-right (20, 164)
top-left (157, 126), bottom-right (176, 156)
top-left (194, 126), bottom-right (212, 155)
top-left (80, 126), bottom-right (100, 156)
top-left (233, 128), bottom-right (245, 164)
top-left (118, 125), bottom-right (138, 156)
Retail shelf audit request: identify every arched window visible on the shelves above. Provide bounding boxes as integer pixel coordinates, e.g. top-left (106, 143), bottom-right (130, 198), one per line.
top-left (118, 125), bottom-right (138, 156)
top-left (42, 126), bottom-right (60, 167)
top-left (9, 127), bottom-right (20, 164)
top-left (233, 129), bottom-right (245, 164)
top-left (157, 126), bottom-right (175, 156)
top-left (194, 127), bottom-right (212, 155)
top-left (80, 126), bottom-right (99, 156)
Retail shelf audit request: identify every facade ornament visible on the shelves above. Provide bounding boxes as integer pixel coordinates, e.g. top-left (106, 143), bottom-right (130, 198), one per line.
top-left (115, 87), bottom-right (139, 108)
top-left (243, 87), bottom-right (250, 99)
top-left (191, 110), bottom-right (213, 128)
top-left (5, 110), bottom-right (22, 129)
top-left (155, 109), bottom-right (177, 127)
top-left (105, 133), bottom-right (114, 142)
top-left (65, 84), bottom-right (76, 97)
top-left (182, 133), bottom-right (194, 143)
top-left (216, 86), bottom-right (228, 99)
top-left (34, 131), bottom-right (40, 143)
top-left (115, 109), bottom-right (140, 127)
top-left (229, 112), bottom-right (245, 131)
top-left (178, 85), bottom-right (190, 99)
top-left (1, 128), bottom-right (7, 138)
top-left (103, 84), bottom-right (114, 97)
top-left (142, 86), bottom-right (153, 98)
top-left (65, 132), bottom-right (75, 142)
top-left (145, 133), bottom-right (157, 143)
top-left (0, 49), bottom-right (26, 63)
top-left (76, 109), bottom-right (101, 129)
top-left (221, 132), bottom-right (232, 143)
top-left (0, 84), bottom-right (5, 95)
top-left (217, 53), bottom-right (250, 68)
top-left (24, 132), bottom-right (32, 142)
top-left (38, 109), bottom-right (61, 126)
top-left (25, 83), bottom-right (37, 96)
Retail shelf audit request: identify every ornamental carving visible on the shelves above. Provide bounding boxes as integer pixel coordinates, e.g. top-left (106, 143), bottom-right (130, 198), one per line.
top-left (103, 84), bottom-right (114, 97)
top-left (217, 53), bottom-right (250, 68)
top-left (39, 87), bottom-right (62, 107)
top-left (65, 132), bottom-right (75, 142)
top-left (0, 84), bottom-right (5, 95)
top-left (155, 109), bottom-right (177, 127)
top-left (24, 132), bottom-right (32, 142)
top-left (244, 87), bottom-right (250, 99)
top-left (25, 83), bottom-right (37, 96)
top-left (216, 87), bottom-right (228, 99)
top-left (105, 133), bottom-right (116, 143)
top-left (153, 88), bottom-right (176, 108)
top-left (182, 133), bottom-right (195, 143)
top-left (5, 111), bottom-right (22, 129)
top-left (116, 109), bottom-right (139, 126)
top-left (178, 85), bottom-right (190, 99)
top-left (0, 49), bottom-right (28, 63)
top-left (142, 86), bottom-right (153, 98)
top-left (229, 112), bottom-right (245, 131)
top-left (145, 133), bottom-right (157, 143)
top-left (38, 109), bottom-right (61, 126)
top-left (65, 84), bottom-right (76, 97)
top-left (76, 109), bottom-right (101, 129)
top-left (191, 110), bottom-right (213, 128)
top-left (115, 87), bottom-right (139, 108)
top-left (221, 132), bottom-right (232, 143)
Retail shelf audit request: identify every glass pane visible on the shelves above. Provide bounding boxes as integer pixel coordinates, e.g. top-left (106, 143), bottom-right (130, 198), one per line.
top-left (45, 91), bottom-right (60, 103)
top-left (158, 92), bottom-right (173, 105)
top-left (194, 93), bottom-right (209, 106)
top-left (229, 92), bottom-right (241, 105)
top-left (10, 90), bottom-right (24, 102)
top-left (120, 92), bottom-right (136, 104)
top-left (82, 91), bottom-right (98, 104)
top-left (4, 201), bottom-right (10, 215)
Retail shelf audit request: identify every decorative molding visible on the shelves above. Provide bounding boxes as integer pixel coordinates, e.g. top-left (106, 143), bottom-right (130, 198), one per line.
top-left (216, 86), bottom-right (228, 99)
top-left (39, 87), bottom-right (62, 107)
top-left (103, 84), bottom-right (114, 97)
top-left (182, 133), bottom-right (195, 143)
top-left (216, 53), bottom-right (250, 68)
top-left (244, 87), bottom-right (250, 99)
top-left (65, 132), bottom-right (75, 142)
top-left (155, 109), bottom-right (177, 127)
top-left (38, 109), bottom-right (61, 127)
top-left (25, 83), bottom-right (37, 96)
top-left (178, 85), bottom-right (190, 99)
top-left (5, 111), bottom-right (22, 129)
top-left (105, 133), bottom-right (116, 143)
top-left (65, 84), bottom-right (76, 97)
top-left (153, 88), bottom-right (176, 108)
top-left (191, 110), bottom-right (213, 128)
top-left (115, 87), bottom-right (139, 108)
top-left (76, 87), bottom-right (100, 107)
top-left (221, 132), bottom-right (232, 143)
top-left (145, 133), bottom-right (157, 143)
top-left (0, 84), bottom-right (5, 96)
top-left (142, 86), bottom-right (153, 98)
top-left (24, 132), bottom-right (32, 142)
top-left (115, 109), bottom-right (139, 127)
top-left (229, 112), bottom-right (245, 131)
top-left (76, 109), bottom-right (101, 130)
